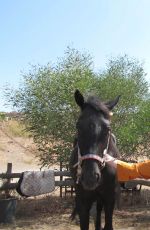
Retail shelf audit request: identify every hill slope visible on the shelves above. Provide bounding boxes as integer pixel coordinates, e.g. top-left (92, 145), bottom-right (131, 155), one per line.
top-left (0, 122), bottom-right (39, 173)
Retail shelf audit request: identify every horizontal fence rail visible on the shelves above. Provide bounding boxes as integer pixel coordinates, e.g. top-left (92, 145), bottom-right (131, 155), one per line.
top-left (0, 170), bottom-right (71, 179)
top-left (0, 163), bottom-right (74, 196)
top-left (0, 179), bottom-right (74, 191)
top-left (1, 163), bottom-right (150, 210)
top-left (0, 163), bottom-right (150, 193)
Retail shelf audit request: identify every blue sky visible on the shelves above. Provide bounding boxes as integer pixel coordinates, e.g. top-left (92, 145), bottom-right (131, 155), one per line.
top-left (0, 0), bottom-right (150, 111)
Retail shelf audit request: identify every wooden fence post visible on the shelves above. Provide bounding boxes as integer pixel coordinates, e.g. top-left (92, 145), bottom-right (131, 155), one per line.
top-left (60, 161), bottom-right (63, 198)
top-left (5, 163), bottom-right (12, 197)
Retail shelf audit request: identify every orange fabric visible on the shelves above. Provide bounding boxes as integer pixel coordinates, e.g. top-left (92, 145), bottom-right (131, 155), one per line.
top-left (117, 160), bottom-right (150, 182)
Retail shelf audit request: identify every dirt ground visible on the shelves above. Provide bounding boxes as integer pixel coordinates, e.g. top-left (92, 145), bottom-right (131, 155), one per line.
top-left (0, 121), bottom-right (150, 230)
top-left (0, 195), bottom-right (150, 230)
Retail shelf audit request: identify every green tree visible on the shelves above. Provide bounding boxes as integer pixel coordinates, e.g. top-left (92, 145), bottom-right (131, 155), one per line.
top-left (5, 48), bottom-right (98, 167)
top-left (97, 55), bottom-right (150, 159)
top-left (5, 49), bottom-right (150, 166)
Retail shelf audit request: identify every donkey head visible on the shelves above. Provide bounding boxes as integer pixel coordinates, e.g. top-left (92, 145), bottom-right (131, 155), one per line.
top-left (74, 89), bottom-right (120, 190)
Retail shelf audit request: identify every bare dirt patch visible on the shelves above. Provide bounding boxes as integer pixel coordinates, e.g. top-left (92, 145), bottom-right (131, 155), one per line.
top-left (0, 195), bottom-right (150, 230)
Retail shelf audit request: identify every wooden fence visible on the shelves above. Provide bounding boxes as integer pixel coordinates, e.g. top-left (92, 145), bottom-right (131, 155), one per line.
top-left (1, 163), bottom-right (150, 199)
top-left (0, 163), bottom-right (74, 197)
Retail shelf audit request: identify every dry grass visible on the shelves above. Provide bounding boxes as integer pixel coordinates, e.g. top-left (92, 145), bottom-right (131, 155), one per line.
top-left (16, 195), bottom-right (73, 218)
top-left (3, 120), bottom-right (30, 138)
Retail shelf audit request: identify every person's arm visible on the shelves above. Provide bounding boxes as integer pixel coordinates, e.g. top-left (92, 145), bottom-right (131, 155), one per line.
top-left (104, 152), bottom-right (150, 182)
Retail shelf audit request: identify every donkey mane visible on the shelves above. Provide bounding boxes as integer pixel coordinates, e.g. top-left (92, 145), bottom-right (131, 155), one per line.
top-left (85, 96), bottom-right (110, 118)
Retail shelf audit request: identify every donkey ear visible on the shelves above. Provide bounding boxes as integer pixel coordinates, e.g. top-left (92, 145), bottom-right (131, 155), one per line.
top-left (74, 89), bottom-right (84, 109)
top-left (105, 95), bottom-right (121, 110)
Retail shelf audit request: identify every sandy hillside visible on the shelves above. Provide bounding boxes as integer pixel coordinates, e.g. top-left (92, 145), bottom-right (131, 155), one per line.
top-left (0, 122), bottom-right (40, 173)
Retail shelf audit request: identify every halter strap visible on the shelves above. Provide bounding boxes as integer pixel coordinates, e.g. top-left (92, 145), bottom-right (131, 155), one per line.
top-left (73, 145), bottom-right (106, 184)
top-left (73, 153), bottom-right (104, 168)
top-left (73, 131), bottom-right (113, 184)
top-left (80, 154), bottom-right (104, 162)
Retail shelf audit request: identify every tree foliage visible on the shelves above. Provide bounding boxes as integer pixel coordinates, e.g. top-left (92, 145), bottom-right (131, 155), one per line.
top-left (98, 55), bottom-right (150, 159)
top-left (5, 48), bottom-right (150, 166)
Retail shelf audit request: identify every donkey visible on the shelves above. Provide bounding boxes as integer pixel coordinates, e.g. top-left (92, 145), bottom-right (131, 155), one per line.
top-left (69, 90), bottom-right (120, 230)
